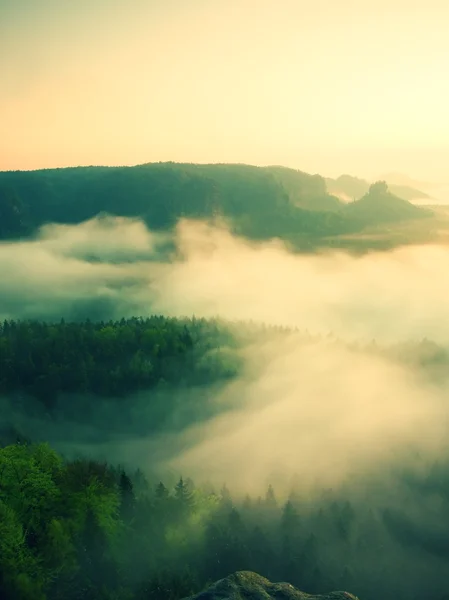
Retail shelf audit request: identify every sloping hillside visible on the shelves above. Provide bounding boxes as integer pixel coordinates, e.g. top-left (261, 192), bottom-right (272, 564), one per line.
top-left (343, 181), bottom-right (431, 225)
top-left (0, 163), bottom-right (350, 242)
top-left (326, 174), bottom-right (430, 203)
top-left (266, 166), bottom-right (344, 212)
top-left (386, 183), bottom-right (431, 202)
top-left (0, 165), bottom-right (433, 248)
top-left (0, 185), bottom-right (32, 238)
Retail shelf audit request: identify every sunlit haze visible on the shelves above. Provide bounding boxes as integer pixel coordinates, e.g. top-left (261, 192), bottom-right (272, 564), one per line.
top-left (3, 5), bottom-right (449, 595)
top-left (1, 0), bottom-right (448, 180)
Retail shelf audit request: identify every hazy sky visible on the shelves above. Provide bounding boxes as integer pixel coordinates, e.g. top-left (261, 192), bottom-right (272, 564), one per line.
top-left (1, 0), bottom-right (448, 180)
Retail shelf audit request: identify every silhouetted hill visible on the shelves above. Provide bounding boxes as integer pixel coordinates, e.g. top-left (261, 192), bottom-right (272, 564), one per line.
top-left (0, 163), bottom-right (349, 241)
top-left (343, 181), bottom-right (431, 225)
top-left (0, 164), bottom-right (432, 246)
top-left (326, 174), bottom-right (430, 203)
top-left (266, 166), bottom-right (344, 212)
top-left (182, 572), bottom-right (359, 600)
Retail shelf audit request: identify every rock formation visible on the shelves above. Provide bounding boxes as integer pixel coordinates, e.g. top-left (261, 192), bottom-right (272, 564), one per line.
top-left (182, 571), bottom-right (360, 600)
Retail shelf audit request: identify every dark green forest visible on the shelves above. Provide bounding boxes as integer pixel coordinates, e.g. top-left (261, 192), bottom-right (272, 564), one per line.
top-left (7, 436), bottom-right (449, 600)
top-left (0, 317), bottom-right (240, 409)
top-left (2, 0), bottom-right (447, 594)
top-left (0, 163), bottom-right (446, 600)
top-left (0, 163), bottom-right (431, 250)
top-left (1, 318), bottom-right (449, 600)
top-left (1, 317), bottom-right (448, 434)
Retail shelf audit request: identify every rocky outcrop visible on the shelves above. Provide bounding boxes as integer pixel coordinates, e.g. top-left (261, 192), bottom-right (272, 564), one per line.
top-left (182, 571), bottom-right (360, 600)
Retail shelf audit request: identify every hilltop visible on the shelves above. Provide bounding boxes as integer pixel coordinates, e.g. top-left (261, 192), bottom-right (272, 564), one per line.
top-left (326, 174), bottom-right (431, 203)
top-left (344, 181), bottom-right (431, 225)
top-left (0, 162), bottom-right (345, 238)
top-left (0, 163), bottom-right (432, 251)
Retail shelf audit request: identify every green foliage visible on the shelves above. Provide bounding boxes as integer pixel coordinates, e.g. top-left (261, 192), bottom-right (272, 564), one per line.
top-left (1, 317), bottom-right (448, 440)
top-left (0, 442), bottom-right (125, 599)
top-left (2, 318), bottom-right (449, 598)
top-left (1, 439), bottom-right (449, 599)
top-left (0, 317), bottom-right (240, 408)
top-left (0, 163), bottom-right (431, 249)
top-left (0, 500), bottom-right (44, 600)
top-left (345, 180), bottom-right (430, 225)
top-left (0, 185), bottom-right (32, 239)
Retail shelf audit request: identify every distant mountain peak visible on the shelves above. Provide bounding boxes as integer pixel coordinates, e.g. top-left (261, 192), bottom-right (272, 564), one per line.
top-left (326, 174), bottom-right (431, 203)
top-left (368, 180), bottom-right (389, 195)
top-left (343, 179), bottom-right (431, 225)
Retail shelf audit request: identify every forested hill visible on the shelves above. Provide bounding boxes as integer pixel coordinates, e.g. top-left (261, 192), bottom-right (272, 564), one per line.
top-left (2, 429), bottom-right (449, 600)
top-left (2, 317), bottom-right (449, 599)
top-left (0, 440), bottom-right (369, 600)
top-left (344, 181), bottom-right (428, 225)
top-left (326, 174), bottom-right (431, 203)
top-left (1, 316), bottom-right (448, 444)
top-left (0, 163), bottom-right (431, 244)
top-left (0, 316), bottom-right (240, 408)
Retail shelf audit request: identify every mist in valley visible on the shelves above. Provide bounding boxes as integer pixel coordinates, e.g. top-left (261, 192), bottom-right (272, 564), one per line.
top-left (2, 215), bottom-right (449, 599)
top-left (3, 0), bottom-right (449, 596)
top-left (2, 215), bottom-right (449, 341)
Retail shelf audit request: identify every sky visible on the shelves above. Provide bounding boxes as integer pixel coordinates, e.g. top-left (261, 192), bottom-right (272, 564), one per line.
top-left (1, 0), bottom-right (448, 180)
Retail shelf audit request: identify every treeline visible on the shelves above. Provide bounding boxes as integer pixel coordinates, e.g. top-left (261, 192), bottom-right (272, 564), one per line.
top-left (1, 440), bottom-right (449, 600)
top-left (0, 163), bottom-right (429, 247)
top-left (0, 317), bottom-right (241, 408)
top-left (0, 163), bottom-right (345, 241)
top-left (1, 317), bottom-right (448, 409)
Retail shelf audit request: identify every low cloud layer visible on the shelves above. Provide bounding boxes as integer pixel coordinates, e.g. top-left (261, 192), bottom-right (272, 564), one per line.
top-left (162, 335), bottom-right (449, 494)
top-left (2, 215), bottom-right (449, 343)
top-left (2, 215), bottom-right (449, 493)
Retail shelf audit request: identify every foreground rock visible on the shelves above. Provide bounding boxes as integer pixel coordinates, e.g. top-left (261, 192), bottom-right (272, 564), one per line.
top-left (182, 571), bottom-right (360, 600)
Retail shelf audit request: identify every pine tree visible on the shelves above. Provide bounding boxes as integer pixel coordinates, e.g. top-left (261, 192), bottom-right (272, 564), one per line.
top-left (174, 477), bottom-right (194, 516)
top-left (242, 494), bottom-right (253, 512)
top-left (155, 481), bottom-right (169, 500)
top-left (118, 471), bottom-right (135, 521)
top-left (265, 484), bottom-right (277, 510)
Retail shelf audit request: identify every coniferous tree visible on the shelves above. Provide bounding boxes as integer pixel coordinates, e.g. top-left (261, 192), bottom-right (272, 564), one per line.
top-left (265, 484), bottom-right (277, 510)
top-left (174, 477), bottom-right (194, 518)
top-left (119, 471), bottom-right (136, 521)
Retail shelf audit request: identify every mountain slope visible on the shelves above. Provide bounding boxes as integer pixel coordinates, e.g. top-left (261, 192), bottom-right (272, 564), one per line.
top-left (182, 571), bottom-right (359, 600)
top-left (0, 185), bottom-right (32, 238)
top-left (326, 174), bottom-right (430, 203)
top-left (387, 183), bottom-right (431, 202)
top-left (0, 164), bottom-right (433, 247)
top-left (266, 166), bottom-right (344, 212)
top-left (0, 163), bottom-right (350, 241)
top-left (343, 181), bottom-right (431, 225)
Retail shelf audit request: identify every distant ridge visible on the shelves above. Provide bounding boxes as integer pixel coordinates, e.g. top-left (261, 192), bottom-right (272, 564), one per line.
top-left (380, 172), bottom-right (435, 190)
top-left (344, 181), bottom-right (431, 225)
top-left (0, 162), bottom-right (433, 246)
top-left (326, 174), bottom-right (431, 203)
